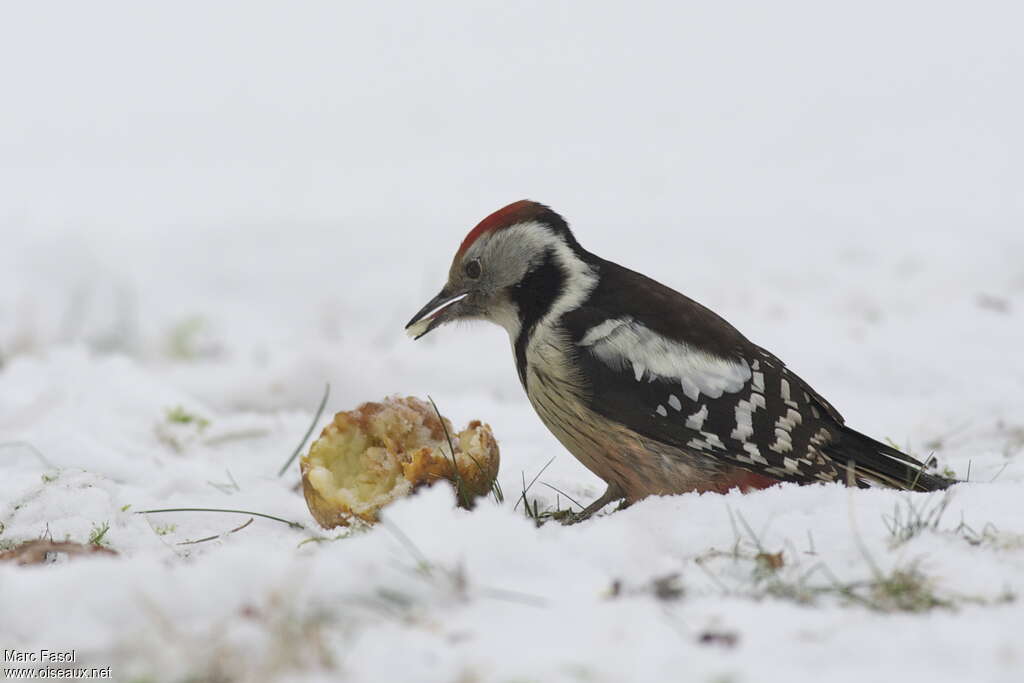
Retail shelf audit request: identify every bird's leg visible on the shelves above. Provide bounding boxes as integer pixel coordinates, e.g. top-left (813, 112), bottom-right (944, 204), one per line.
top-left (567, 482), bottom-right (626, 524)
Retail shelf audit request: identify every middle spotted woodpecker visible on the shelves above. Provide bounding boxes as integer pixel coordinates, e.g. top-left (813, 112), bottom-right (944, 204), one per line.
top-left (406, 200), bottom-right (954, 521)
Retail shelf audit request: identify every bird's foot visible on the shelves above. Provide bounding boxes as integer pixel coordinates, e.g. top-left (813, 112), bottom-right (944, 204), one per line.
top-left (565, 483), bottom-right (626, 525)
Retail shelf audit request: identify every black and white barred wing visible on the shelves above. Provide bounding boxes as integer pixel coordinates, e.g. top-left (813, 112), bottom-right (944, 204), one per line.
top-left (572, 316), bottom-right (843, 484)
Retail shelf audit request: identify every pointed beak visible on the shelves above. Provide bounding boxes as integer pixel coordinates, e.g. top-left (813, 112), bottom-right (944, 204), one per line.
top-left (405, 288), bottom-right (470, 340)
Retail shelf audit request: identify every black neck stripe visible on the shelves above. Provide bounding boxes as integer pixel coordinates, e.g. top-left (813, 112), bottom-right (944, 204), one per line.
top-left (511, 250), bottom-right (567, 386)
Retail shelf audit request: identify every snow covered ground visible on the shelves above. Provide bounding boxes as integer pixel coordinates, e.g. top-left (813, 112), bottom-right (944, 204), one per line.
top-left (2, 3), bottom-right (1023, 682)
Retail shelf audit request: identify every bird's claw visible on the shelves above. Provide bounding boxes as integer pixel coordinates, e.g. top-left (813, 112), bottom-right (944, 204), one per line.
top-left (564, 483), bottom-right (627, 524)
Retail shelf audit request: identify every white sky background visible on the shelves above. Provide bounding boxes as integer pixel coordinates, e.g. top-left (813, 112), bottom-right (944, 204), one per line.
top-left (2, 0), bottom-right (1023, 463)
top-left (4, 2), bottom-right (1021, 230)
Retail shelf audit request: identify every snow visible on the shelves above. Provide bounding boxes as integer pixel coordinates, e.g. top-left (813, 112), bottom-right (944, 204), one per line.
top-left (2, 2), bottom-right (1024, 681)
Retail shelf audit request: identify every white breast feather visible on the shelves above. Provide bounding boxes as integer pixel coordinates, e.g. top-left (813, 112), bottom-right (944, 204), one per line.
top-left (580, 317), bottom-right (751, 400)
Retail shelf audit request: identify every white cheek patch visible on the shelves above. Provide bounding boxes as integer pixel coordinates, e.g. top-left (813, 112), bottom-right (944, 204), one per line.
top-left (471, 220), bottom-right (599, 340)
top-left (581, 317), bottom-right (751, 401)
top-left (493, 221), bottom-right (598, 330)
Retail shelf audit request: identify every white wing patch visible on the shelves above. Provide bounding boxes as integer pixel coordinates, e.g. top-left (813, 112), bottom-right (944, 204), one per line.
top-left (580, 317), bottom-right (751, 400)
top-left (481, 220), bottom-right (599, 343)
top-left (731, 393), bottom-right (766, 442)
top-left (579, 318), bottom-right (628, 346)
top-left (780, 378), bottom-right (799, 409)
top-left (685, 404), bottom-right (708, 430)
top-left (770, 408), bottom-right (803, 454)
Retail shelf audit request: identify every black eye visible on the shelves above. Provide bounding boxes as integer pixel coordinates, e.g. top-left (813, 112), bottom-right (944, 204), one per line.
top-left (464, 259), bottom-right (482, 279)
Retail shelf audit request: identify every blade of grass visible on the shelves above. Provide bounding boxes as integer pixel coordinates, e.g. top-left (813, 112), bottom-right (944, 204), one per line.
top-left (539, 482), bottom-right (583, 511)
top-left (177, 517), bottom-right (254, 545)
top-left (380, 518), bottom-right (431, 573)
top-left (424, 396), bottom-right (504, 506)
top-left (137, 507), bottom-right (304, 529)
top-left (513, 457), bottom-right (555, 512)
top-left (518, 472), bottom-right (535, 520)
top-left (427, 396), bottom-right (471, 508)
top-left (277, 383), bottom-right (330, 477)
top-left (0, 441), bottom-right (55, 469)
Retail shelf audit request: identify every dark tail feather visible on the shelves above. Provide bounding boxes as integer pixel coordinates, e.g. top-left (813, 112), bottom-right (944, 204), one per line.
top-left (825, 427), bottom-right (956, 492)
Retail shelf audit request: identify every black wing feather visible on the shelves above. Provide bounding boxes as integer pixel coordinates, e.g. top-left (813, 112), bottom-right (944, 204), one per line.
top-left (561, 257), bottom-right (950, 490)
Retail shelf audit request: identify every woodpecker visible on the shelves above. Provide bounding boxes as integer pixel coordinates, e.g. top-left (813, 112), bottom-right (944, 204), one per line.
top-left (406, 200), bottom-right (953, 520)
